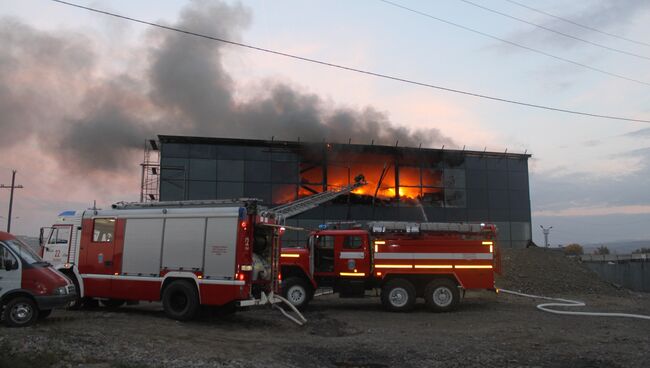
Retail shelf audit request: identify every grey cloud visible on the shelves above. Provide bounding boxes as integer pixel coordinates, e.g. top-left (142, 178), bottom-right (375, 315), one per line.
top-left (531, 147), bottom-right (650, 213)
top-left (624, 127), bottom-right (650, 138)
top-left (503, 0), bottom-right (650, 51)
top-left (583, 139), bottom-right (602, 147)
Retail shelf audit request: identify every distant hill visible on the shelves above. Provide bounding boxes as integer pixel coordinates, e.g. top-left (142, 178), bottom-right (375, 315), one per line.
top-left (583, 240), bottom-right (650, 254)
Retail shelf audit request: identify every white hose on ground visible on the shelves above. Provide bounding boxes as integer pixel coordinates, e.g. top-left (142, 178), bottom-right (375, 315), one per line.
top-left (270, 293), bottom-right (308, 326)
top-left (497, 288), bottom-right (650, 320)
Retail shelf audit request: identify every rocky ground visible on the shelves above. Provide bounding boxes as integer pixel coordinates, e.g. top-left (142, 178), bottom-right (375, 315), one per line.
top-left (2, 248), bottom-right (649, 368)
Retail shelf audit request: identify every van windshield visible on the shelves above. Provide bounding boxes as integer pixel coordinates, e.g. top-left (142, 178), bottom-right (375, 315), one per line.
top-left (4, 239), bottom-right (44, 265)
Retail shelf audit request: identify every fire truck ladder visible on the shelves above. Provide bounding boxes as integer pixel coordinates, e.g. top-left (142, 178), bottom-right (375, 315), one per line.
top-left (263, 174), bottom-right (366, 294)
top-left (263, 174), bottom-right (366, 223)
top-left (243, 175), bottom-right (367, 326)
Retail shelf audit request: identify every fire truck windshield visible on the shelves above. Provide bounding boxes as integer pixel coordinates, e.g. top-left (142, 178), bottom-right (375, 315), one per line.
top-left (3, 238), bottom-right (44, 265)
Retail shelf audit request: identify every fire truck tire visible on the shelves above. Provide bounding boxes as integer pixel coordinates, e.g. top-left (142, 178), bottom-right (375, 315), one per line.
top-left (2, 296), bottom-right (39, 327)
top-left (100, 299), bottom-right (126, 308)
top-left (424, 278), bottom-right (460, 312)
top-left (282, 277), bottom-right (312, 310)
top-left (162, 280), bottom-right (200, 321)
top-left (381, 279), bottom-right (416, 312)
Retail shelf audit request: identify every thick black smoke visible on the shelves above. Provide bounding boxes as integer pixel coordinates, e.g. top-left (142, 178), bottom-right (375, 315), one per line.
top-left (0, 0), bottom-right (452, 175)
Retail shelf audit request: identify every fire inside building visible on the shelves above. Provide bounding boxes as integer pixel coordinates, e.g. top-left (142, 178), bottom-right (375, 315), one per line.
top-left (146, 135), bottom-right (532, 248)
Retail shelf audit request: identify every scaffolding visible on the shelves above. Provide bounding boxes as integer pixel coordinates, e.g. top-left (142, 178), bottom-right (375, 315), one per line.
top-left (140, 139), bottom-right (161, 202)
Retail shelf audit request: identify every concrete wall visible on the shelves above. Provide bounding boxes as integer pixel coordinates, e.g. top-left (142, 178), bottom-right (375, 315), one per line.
top-left (583, 260), bottom-right (650, 292)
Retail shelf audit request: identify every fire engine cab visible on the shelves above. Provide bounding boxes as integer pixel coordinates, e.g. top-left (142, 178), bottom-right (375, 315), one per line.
top-left (280, 222), bottom-right (500, 312)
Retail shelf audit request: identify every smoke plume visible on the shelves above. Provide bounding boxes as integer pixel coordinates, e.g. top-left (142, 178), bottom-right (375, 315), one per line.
top-left (0, 0), bottom-right (452, 176)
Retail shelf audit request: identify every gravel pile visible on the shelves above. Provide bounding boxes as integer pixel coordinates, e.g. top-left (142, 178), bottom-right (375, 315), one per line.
top-left (496, 246), bottom-right (624, 296)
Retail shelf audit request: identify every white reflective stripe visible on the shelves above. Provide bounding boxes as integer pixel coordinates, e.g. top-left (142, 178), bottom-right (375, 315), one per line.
top-left (81, 274), bottom-right (160, 282)
top-left (200, 279), bottom-right (245, 285)
top-left (373, 253), bottom-right (493, 260)
top-left (80, 274), bottom-right (244, 285)
top-left (339, 251), bottom-right (365, 259)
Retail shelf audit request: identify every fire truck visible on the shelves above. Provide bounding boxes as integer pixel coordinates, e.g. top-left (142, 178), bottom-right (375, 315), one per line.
top-left (40, 179), bottom-right (365, 323)
top-left (279, 221), bottom-right (500, 312)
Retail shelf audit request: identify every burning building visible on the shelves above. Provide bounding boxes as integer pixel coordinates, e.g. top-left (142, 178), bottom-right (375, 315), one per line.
top-left (153, 135), bottom-right (531, 248)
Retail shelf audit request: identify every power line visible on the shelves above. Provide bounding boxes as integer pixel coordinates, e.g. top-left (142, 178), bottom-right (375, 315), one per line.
top-left (378, 0), bottom-right (650, 87)
top-left (458, 0), bottom-right (650, 61)
top-left (48, 0), bottom-right (650, 124)
top-left (504, 0), bottom-right (650, 48)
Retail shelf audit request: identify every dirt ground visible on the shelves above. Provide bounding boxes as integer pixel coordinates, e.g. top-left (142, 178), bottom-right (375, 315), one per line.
top-left (2, 248), bottom-right (649, 368)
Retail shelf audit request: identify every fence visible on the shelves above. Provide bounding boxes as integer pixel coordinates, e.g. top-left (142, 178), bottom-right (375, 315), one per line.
top-left (581, 255), bottom-right (649, 292)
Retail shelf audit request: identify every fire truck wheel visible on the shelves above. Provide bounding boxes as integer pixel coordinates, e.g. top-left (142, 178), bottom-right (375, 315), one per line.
top-left (162, 280), bottom-right (200, 321)
top-left (100, 299), bottom-right (126, 309)
top-left (282, 277), bottom-right (312, 310)
top-left (424, 278), bottom-right (460, 312)
top-left (2, 296), bottom-right (39, 327)
top-left (381, 279), bottom-right (416, 312)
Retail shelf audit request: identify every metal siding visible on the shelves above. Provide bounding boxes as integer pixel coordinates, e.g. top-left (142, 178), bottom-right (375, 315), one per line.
top-left (162, 218), bottom-right (206, 270)
top-left (122, 219), bottom-right (164, 275)
top-left (69, 215), bottom-right (83, 264)
top-left (203, 216), bottom-right (238, 278)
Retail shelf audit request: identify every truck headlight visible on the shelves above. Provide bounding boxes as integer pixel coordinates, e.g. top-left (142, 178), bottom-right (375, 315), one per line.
top-left (53, 286), bottom-right (68, 295)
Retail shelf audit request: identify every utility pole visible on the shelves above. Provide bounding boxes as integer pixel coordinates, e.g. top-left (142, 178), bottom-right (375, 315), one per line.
top-left (1, 170), bottom-right (24, 233)
top-left (540, 225), bottom-right (553, 248)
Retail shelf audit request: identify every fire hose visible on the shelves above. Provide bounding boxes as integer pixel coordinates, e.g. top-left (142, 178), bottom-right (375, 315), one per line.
top-left (271, 293), bottom-right (308, 326)
top-left (497, 288), bottom-right (650, 320)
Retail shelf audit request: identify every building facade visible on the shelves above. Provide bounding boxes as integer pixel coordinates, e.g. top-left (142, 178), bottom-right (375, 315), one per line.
top-left (157, 135), bottom-right (532, 248)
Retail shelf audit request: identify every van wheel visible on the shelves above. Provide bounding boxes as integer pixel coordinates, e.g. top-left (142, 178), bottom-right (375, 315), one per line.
top-left (424, 278), bottom-right (460, 312)
top-left (162, 280), bottom-right (200, 321)
top-left (3, 297), bottom-right (39, 327)
top-left (381, 278), bottom-right (416, 312)
top-left (282, 277), bottom-right (312, 310)
top-left (100, 299), bottom-right (126, 309)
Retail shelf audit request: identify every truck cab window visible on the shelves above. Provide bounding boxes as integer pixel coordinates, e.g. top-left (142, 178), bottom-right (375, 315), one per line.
top-left (48, 227), bottom-right (71, 244)
top-left (343, 236), bottom-right (363, 250)
top-left (93, 218), bottom-right (116, 243)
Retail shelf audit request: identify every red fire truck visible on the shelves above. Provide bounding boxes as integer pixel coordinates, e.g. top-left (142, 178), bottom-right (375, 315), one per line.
top-left (40, 180), bottom-right (365, 322)
top-left (40, 200), bottom-right (277, 320)
top-left (280, 222), bottom-right (500, 312)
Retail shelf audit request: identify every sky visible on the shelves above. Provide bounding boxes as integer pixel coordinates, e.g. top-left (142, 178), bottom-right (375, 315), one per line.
top-left (0, 0), bottom-right (649, 246)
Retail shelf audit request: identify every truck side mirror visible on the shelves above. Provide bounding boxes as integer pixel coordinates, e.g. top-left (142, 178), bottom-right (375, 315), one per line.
top-left (39, 228), bottom-right (44, 247)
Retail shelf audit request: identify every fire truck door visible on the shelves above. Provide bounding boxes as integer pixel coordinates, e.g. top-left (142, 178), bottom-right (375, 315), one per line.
top-left (42, 225), bottom-right (72, 266)
top-left (335, 235), bottom-right (370, 275)
top-left (78, 218), bottom-right (118, 296)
